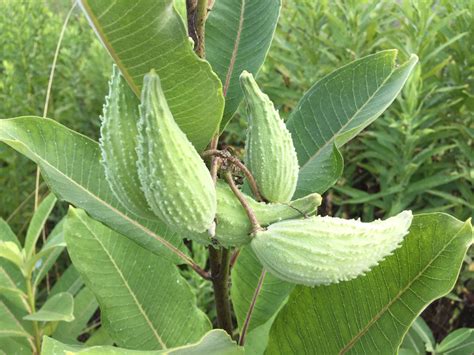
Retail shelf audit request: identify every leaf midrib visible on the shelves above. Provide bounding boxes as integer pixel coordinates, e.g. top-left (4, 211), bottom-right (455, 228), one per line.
top-left (76, 212), bottom-right (167, 350)
top-left (222, 0), bottom-right (246, 97)
top-left (80, 0), bottom-right (140, 97)
top-left (339, 222), bottom-right (467, 354)
top-left (298, 54), bottom-right (395, 171)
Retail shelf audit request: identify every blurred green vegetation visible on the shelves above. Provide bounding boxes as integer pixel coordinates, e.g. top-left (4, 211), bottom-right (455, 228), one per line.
top-left (0, 0), bottom-right (111, 234)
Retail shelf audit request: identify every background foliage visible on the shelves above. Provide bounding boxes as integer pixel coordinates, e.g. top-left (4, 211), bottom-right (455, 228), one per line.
top-left (0, 0), bottom-right (111, 233)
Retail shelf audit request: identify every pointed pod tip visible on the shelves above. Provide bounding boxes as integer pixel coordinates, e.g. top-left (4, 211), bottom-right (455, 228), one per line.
top-left (394, 210), bottom-right (413, 230)
top-left (143, 69), bottom-right (161, 87)
top-left (240, 70), bottom-right (252, 79)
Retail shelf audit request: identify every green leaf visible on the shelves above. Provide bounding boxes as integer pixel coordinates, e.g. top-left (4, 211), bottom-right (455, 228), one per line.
top-left (85, 327), bottom-right (114, 347)
top-left (0, 218), bottom-right (20, 248)
top-left (400, 317), bottom-right (435, 354)
top-left (24, 193), bottom-right (57, 259)
top-left (49, 265), bottom-right (83, 298)
top-left (53, 287), bottom-right (98, 344)
top-left (297, 144), bottom-right (343, 196)
top-left (206, 0), bottom-right (281, 127)
top-left (23, 292), bottom-right (74, 322)
top-left (231, 247), bottom-right (293, 333)
top-left (244, 316), bottom-right (278, 355)
top-left (0, 301), bottom-right (31, 338)
top-left (42, 330), bottom-right (243, 354)
top-left (64, 207), bottom-right (211, 350)
top-left (287, 50), bottom-right (418, 197)
top-left (436, 328), bottom-right (474, 355)
top-left (79, 0), bottom-right (224, 151)
top-left (266, 213), bottom-right (472, 354)
top-left (0, 337), bottom-right (32, 355)
top-left (25, 227), bottom-right (66, 278)
top-left (0, 241), bottom-right (23, 269)
top-left (32, 220), bottom-right (66, 288)
top-left (0, 267), bottom-right (28, 312)
top-left (0, 117), bottom-right (185, 264)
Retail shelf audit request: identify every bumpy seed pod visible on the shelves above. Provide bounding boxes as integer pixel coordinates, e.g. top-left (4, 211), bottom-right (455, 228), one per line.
top-left (188, 181), bottom-right (322, 247)
top-left (137, 71), bottom-right (216, 234)
top-left (100, 66), bottom-right (154, 219)
top-left (251, 211), bottom-right (413, 286)
top-left (241, 71), bottom-right (299, 203)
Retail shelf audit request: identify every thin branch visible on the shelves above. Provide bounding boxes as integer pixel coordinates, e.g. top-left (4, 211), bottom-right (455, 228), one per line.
top-left (208, 138), bottom-right (220, 184)
top-left (186, 0), bottom-right (198, 47)
top-left (35, 1), bottom-right (77, 210)
top-left (229, 248), bottom-right (241, 269)
top-left (224, 172), bottom-right (262, 234)
top-left (203, 149), bottom-right (263, 201)
top-left (7, 183), bottom-right (46, 223)
top-left (195, 0), bottom-right (208, 58)
top-left (239, 269), bottom-right (267, 346)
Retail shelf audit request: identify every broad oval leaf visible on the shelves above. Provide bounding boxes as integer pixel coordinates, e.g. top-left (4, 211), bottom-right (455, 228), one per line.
top-left (287, 50), bottom-right (418, 197)
top-left (42, 329), bottom-right (243, 354)
top-left (400, 317), bottom-right (435, 354)
top-left (0, 301), bottom-right (31, 339)
top-left (52, 287), bottom-right (98, 344)
top-left (23, 292), bottom-right (74, 322)
top-left (266, 213), bottom-right (472, 354)
top-left (0, 117), bottom-right (186, 264)
top-left (206, 0), bottom-right (281, 127)
top-left (79, 0), bottom-right (224, 151)
top-left (64, 208), bottom-right (211, 350)
top-left (436, 328), bottom-right (474, 355)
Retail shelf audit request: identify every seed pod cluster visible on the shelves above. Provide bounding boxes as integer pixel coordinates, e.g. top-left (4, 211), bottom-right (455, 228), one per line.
top-left (240, 71), bottom-right (299, 203)
top-left (188, 181), bottom-right (322, 247)
top-left (136, 71), bottom-right (216, 234)
top-left (100, 66), bottom-right (153, 219)
top-left (251, 211), bottom-right (413, 286)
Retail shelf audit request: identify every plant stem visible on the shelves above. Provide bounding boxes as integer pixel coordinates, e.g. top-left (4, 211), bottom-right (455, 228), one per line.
top-left (208, 246), bottom-right (233, 334)
top-left (195, 0), bottom-right (208, 58)
top-left (239, 270), bottom-right (267, 346)
top-left (230, 248), bottom-right (241, 269)
top-left (186, 0), bottom-right (198, 46)
top-left (26, 277), bottom-right (41, 354)
top-left (34, 1), bottom-right (76, 210)
top-left (202, 149), bottom-right (263, 201)
top-left (224, 172), bottom-right (262, 234)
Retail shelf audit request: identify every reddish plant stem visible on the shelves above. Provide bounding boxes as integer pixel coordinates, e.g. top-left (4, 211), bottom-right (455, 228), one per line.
top-left (239, 270), bottom-right (267, 346)
top-left (229, 248), bottom-right (241, 269)
top-left (224, 172), bottom-right (262, 234)
top-left (203, 149), bottom-right (263, 201)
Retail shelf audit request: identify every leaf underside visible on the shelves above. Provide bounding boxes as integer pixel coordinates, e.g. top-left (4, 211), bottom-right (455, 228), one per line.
top-left (65, 208), bottom-right (211, 350)
top-left (206, 0), bottom-right (281, 128)
top-left (288, 50), bottom-right (418, 197)
top-left (79, 0), bottom-right (224, 151)
top-left (0, 117), bottom-right (185, 264)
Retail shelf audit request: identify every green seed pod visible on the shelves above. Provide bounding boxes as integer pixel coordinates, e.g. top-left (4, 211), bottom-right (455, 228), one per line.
top-left (137, 71), bottom-right (216, 234)
top-left (188, 181), bottom-right (322, 247)
top-left (251, 211), bottom-right (413, 286)
top-left (240, 71), bottom-right (299, 203)
top-left (100, 66), bottom-right (154, 219)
